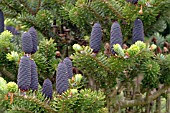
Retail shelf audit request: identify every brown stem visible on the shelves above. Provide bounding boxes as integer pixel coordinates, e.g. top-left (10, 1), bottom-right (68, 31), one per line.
top-left (18, 0), bottom-right (34, 15)
top-left (155, 88), bottom-right (161, 113)
top-left (1, 1), bottom-right (19, 13)
top-left (35, 0), bottom-right (41, 14)
top-left (113, 85), bottom-right (169, 111)
top-left (0, 67), bottom-right (15, 80)
top-left (14, 94), bottom-right (56, 113)
top-left (88, 75), bottom-right (96, 90)
top-left (100, 0), bottom-right (125, 20)
top-left (145, 90), bottom-right (151, 113)
top-left (146, 103), bottom-right (150, 112)
top-left (166, 88), bottom-right (170, 113)
top-left (110, 81), bottom-right (124, 98)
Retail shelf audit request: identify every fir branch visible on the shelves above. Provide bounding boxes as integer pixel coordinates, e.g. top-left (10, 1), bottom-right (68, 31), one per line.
top-left (1, 1), bottom-right (19, 14)
top-left (11, 106), bottom-right (33, 113)
top-left (0, 67), bottom-right (15, 80)
top-left (110, 81), bottom-right (124, 98)
top-left (73, 51), bottom-right (113, 77)
top-left (41, 0), bottom-right (64, 8)
top-left (18, 0), bottom-right (35, 15)
top-left (78, 4), bottom-right (104, 21)
top-left (114, 85), bottom-right (169, 111)
top-left (18, 17), bottom-right (47, 37)
top-left (90, 54), bottom-right (113, 75)
top-left (35, 0), bottom-right (41, 14)
top-left (14, 94), bottom-right (56, 113)
top-left (97, 0), bottom-right (125, 20)
top-left (18, 17), bottom-right (35, 28)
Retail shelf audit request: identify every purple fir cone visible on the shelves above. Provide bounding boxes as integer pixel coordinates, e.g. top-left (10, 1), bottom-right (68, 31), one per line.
top-left (126, 0), bottom-right (138, 4)
top-left (28, 27), bottom-right (38, 54)
top-left (42, 79), bottom-right (53, 99)
top-left (17, 56), bottom-right (31, 91)
top-left (22, 32), bottom-right (33, 54)
top-left (132, 18), bottom-right (144, 43)
top-left (56, 62), bottom-right (69, 95)
top-left (0, 9), bottom-right (4, 33)
top-left (6, 26), bottom-right (19, 35)
top-left (90, 23), bottom-right (102, 53)
top-left (110, 21), bottom-right (123, 54)
top-left (30, 60), bottom-right (39, 91)
top-left (63, 57), bottom-right (73, 79)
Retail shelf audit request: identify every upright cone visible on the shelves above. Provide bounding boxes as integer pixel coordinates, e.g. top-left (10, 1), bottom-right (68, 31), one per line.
top-left (132, 18), bottom-right (144, 43)
top-left (30, 60), bottom-right (38, 91)
top-left (22, 32), bottom-right (33, 54)
top-left (42, 79), bottom-right (53, 99)
top-left (28, 27), bottom-right (38, 54)
top-left (63, 57), bottom-right (73, 79)
top-left (110, 21), bottom-right (123, 54)
top-left (0, 9), bottom-right (4, 33)
top-left (126, 0), bottom-right (138, 4)
top-left (17, 56), bottom-right (31, 91)
top-left (90, 23), bottom-right (102, 53)
top-left (56, 62), bottom-right (69, 95)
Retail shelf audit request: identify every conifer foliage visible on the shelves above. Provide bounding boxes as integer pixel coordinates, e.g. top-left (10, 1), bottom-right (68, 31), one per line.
top-left (0, 0), bottom-right (170, 113)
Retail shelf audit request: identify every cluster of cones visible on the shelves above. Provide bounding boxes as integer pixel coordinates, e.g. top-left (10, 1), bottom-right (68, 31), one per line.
top-left (42, 57), bottom-right (73, 99)
top-left (17, 27), bottom-right (38, 94)
top-left (90, 18), bottom-right (144, 56)
top-left (17, 27), bottom-right (74, 99)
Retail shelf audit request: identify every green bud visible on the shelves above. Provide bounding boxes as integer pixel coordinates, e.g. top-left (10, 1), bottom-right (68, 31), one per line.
top-left (113, 44), bottom-right (125, 57)
top-left (7, 82), bottom-right (18, 93)
top-left (150, 44), bottom-right (157, 50)
top-left (84, 36), bottom-right (90, 41)
top-left (75, 74), bottom-right (83, 83)
top-left (73, 44), bottom-right (83, 52)
top-left (160, 54), bottom-right (165, 60)
top-left (70, 89), bottom-right (78, 95)
top-left (127, 44), bottom-right (140, 56)
top-left (0, 77), bottom-right (7, 84)
top-left (0, 77), bottom-right (8, 94)
top-left (6, 51), bottom-right (19, 62)
top-left (135, 41), bottom-right (146, 50)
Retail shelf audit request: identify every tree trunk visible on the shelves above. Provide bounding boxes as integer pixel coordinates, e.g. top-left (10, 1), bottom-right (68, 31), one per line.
top-left (155, 88), bottom-right (161, 113)
top-left (166, 88), bottom-right (170, 113)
